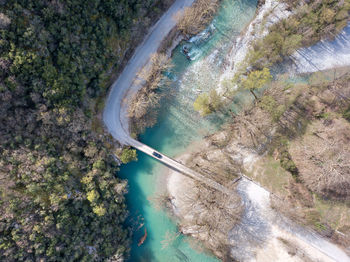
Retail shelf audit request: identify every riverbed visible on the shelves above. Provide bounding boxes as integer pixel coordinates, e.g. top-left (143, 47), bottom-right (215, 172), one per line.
top-left (118, 0), bottom-right (350, 260)
top-left (119, 0), bottom-right (257, 261)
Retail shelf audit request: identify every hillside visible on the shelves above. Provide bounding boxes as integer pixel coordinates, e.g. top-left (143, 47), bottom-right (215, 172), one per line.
top-left (0, 0), bottom-right (173, 260)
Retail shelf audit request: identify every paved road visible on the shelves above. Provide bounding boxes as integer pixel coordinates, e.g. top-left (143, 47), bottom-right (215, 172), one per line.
top-left (102, 0), bottom-right (230, 193)
top-left (129, 138), bottom-right (231, 194)
top-left (103, 1), bottom-right (350, 260)
top-left (103, 0), bottom-right (195, 145)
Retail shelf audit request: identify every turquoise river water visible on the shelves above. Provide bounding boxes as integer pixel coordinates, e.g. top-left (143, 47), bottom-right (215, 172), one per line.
top-left (119, 0), bottom-right (257, 261)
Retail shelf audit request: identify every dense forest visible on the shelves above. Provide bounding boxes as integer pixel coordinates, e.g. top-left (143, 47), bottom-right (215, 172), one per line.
top-left (0, 0), bottom-right (172, 261)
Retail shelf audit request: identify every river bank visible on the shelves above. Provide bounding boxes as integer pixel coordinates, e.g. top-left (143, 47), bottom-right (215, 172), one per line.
top-left (93, 0), bottom-right (176, 136)
top-left (219, 0), bottom-right (291, 93)
top-left (104, 0), bottom-right (350, 260)
top-left (126, 0), bottom-right (222, 135)
top-left (165, 66), bottom-right (350, 260)
top-left (112, 0), bottom-right (258, 260)
top-left (103, 0), bottom-right (196, 146)
top-left (160, 5), bottom-right (350, 259)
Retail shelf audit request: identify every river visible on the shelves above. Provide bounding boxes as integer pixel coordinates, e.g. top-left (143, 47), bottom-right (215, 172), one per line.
top-left (119, 0), bottom-right (257, 261)
top-left (117, 0), bottom-right (350, 261)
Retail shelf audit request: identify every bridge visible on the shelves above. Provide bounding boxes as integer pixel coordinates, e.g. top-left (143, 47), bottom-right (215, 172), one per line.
top-left (126, 137), bottom-right (231, 194)
top-left (102, 0), bottom-right (350, 260)
top-left (103, 0), bottom-right (232, 194)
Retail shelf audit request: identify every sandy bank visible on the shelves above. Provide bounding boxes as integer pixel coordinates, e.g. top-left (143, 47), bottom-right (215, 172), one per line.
top-left (166, 150), bottom-right (243, 258)
top-left (166, 129), bottom-right (350, 261)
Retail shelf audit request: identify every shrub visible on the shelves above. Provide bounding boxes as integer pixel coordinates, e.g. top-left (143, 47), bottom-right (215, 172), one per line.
top-left (343, 105), bottom-right (350, 122)
top-left (280, 150), bottom-right (298, 177)
top-left (120, 147), bottom-right (138, 164)
top-left (260, 95), bottom-right (286, 122)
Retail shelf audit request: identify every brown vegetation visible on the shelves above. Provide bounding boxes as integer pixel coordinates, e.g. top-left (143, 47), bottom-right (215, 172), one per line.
top-left (177, 180), bottom-right (243, 259)
top-left (290, 118), bottom-right (350, 200)
top-left (128, 53), bottom-right (172, 134)
top-left (185, 67), bottom-right (350, 250)
top-left (166, 146), bottom-right (243, 260)
top-left (175, 0), bottom-right (220, 37)
top-left (187, 141), bottom-right (242, 185)
top-left (248, 69), bottom-right (350, 245)
top-left (169, 135), bottom-right (249, 259)
top-left (232, 68), bottom-right (350, 194)
top-left (128, 0), bottom-right (224, 134)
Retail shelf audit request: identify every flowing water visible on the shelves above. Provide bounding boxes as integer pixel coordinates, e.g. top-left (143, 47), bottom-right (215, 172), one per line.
top-left (118, 1), bottom-right (350, 259)
top-left (119, 0), bottom-right (257, 261)
top-left (292, 24), bottom-right (350, 73)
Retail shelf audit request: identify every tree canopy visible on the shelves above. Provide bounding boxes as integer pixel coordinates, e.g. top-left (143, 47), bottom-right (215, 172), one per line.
top-left (194, 93), bottom-right (212, 116)
top-left (241, 68), bottom-right (272, 99)
top-left (120, 148), bottom-right (138, 164)
top-left (193, 90), bottom-right (222, 116)
top-left (0, 0), bottom-right (169, 260)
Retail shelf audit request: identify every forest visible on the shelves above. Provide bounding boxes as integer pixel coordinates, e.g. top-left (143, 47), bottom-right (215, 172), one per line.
top-left (0, 0), bottom-right (172, 261)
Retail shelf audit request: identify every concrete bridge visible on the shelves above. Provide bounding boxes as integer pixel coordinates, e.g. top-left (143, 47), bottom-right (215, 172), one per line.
top-left (103, 0), bottom-right (231, 194)
top-left (102, 0), bottom-right (350, 260)
top-left (126, 137), bottom-right (231, 194)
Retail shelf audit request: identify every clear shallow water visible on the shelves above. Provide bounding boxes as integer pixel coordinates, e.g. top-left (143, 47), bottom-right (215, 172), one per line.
top-left (119, 0), bottom-right (257, 261)
top-left (292, 24), bottom-right (350, 73)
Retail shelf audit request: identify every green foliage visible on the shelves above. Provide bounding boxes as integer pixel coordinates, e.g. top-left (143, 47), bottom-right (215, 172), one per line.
top-left (93, 205), bottom-right (107, 217)
top-left (283, 34), bottom-right (303, 56)
top-left (87, 190), bottom-right (100, 203)
top-left (194, 93), bottom-right (212, 116)
top-left (260, 95), bottom-right (286, 122)
top-left (343, 105), bottom-right (350, 122)
top-left (208, 89), bottom-right (223, 111)
top-left (244, 0), bottom-right (350, 71)
top-left (120, 148), bottom-right (138, 164)
top-left (242, 68), bottom-right (272, 91)
top-left (279, 150), bottom-right (298, 177)
top-left (239, 68), bottom-right (272, 99)
top-left (0, 0), bottom-right (168, 260)
top-left (0, 0), bottom-right (159, 108)
top-left (270, 136), bottom-right (299, 177)
top-left (193, 90), bottom-right (222, 116)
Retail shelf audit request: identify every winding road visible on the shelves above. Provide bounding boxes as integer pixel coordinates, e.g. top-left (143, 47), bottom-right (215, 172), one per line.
top-left (103, 0), bottom-right (195, 145)
top-left (102, 0), bottom-right (230, 194)
top-left (103, 0), bottom-right (350, 260)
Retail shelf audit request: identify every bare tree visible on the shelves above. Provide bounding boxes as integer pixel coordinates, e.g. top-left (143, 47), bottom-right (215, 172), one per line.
top-left (128, 53), bottom-right (172, 133)
top-left (175, 0), bottom-right (219, 37)
top-left (289, 118), bottom-right (350, 200)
